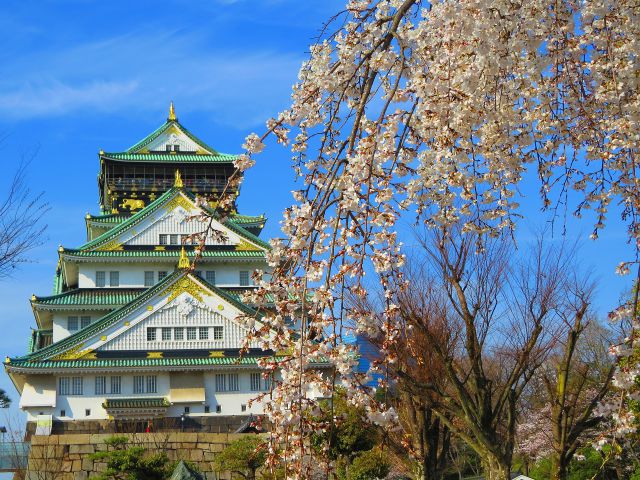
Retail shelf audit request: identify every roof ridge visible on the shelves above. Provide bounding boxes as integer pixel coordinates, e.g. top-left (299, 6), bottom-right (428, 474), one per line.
top-left (123, 119), bottom-right (221, 155)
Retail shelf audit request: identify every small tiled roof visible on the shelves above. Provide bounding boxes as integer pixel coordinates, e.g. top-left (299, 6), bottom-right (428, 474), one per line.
top-left (77, 187), bottom-right (270, 251)
top-left (61, 249), bottom-right (265, 259)
top-left (102, 152), bottom-right (236, 163)
top-left (124, 118), bottom-right (221, 155)
top-left (32, 289), bottom-right (145, 307)
top-left (14, 271), bottom-right (259, 363)
top-left (103, 397), bottom-right (169, 408)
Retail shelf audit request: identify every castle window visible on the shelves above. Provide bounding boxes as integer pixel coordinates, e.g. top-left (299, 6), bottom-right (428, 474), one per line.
top-left (216, 405), bottom-right (221, 413)
top-left (165, 145), bottom-right (172, 152)
top-left (250, 373), bottom-right (261, 392)
top-left (162, 328), bottom-right (172, 341)
top-left (144, 271), bottom-right (154, 287)
top-left (147, 328), bottom-right (157, 342)
top-left (72, 377), bottom-right (83, 395)
top-left (174, 328), bottom-right (184, 340)
top-left (205, 271), bottom-right (216, 285)
top-left (58, 377), bottom-right (70, 395)
top-left (111, 376), bottom-right (121, 394)
top-left (213, 326), bottom-right (223, 340)
top-left (228, 374), bottom-right (239, 392)
top-left (170, 234), bottom-right (179, 245)
top-left (184, 406), bottom-right (190, 414)
top-left (80, 316), bottom-right (91, 329)
top-left (158, 271), bottom-right (167, 281)
top-left (96, 271), bottom-right (106, 287)
top-left (215, 374), bottom-right (227, 392)
top-left (264, 375), bottom-right (272, 391)
top-left (241, 404), bottom-right (246, 412)
top-left (60, 410), bottom-right (66, 417)
top-left (133, 376), bottom-right (144, 394)
top-left (198, 327), bottom-right (208, 340)
top-left (159, 234), bottom-right (168, 245)
top-left (187, 327), bottom-right (197, 340)
top-left (204, 405), bottom-right (210, 413)
top-left (109, 271), bottom-right (119, 287)
top-left (173, 144), bottom-right (180, 152)
top-left (85, 409), bottom-right (91, 417)
top-left (239, 271), bottom-right (249, 286)
top-left (95, 376), bottom-right (106, 395)
top-left (146, 376), bottom-right (157, 393)
top-left (67, 316), bottom-right (78, 331)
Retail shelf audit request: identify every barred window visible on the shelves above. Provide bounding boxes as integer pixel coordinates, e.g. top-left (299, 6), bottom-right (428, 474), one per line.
top-left (239, 271), bottom-right (250, 286)
top-left (215, 374), bottom-right (227, 392)
top-left (170, 234), bottom-right (179, 245)
top-left (206, 271), bottom-right (216, 285)
top-left (72, 377), bottom-right (83, 395)
top-left (80, 316), bottom-right (91, 329)
top-left (198, 327), bottom-right (208, 340)
top-left (95, 376), bottom-right (106, 395)
top-left (146, 376), bottom-right (157, 393)
top-left (159, 234), bottom-right (168, 245)
top-left (147, 328), bottom-right (156, 342)
top-left (144, 271), bottom-right (154, 287)
top-left (263, 375), bottom-right (272, 391)
top-left (109, 271), bottom-right (119, 287)
top-left (162, 327), bottom-right (172, 341)
top-left (133, 376), bottom-right (145, 394)
top-left (250, 373), bottom-right (261, 392)
top-left (158, 271), bottom-right (167, 281)
top-left (213, 326), bottom-right (223, 340)
top-left (96, 271), bottom-right (106, 288)
top-left (228, 374), bottom-right (239, 391)
top-left (67, 316), bottom-right (78, 331)
top-left (58, 377), bottom-right (70, 395)
top-left (111, 376), bottom-right (121, 394)
top-left (174, 327), bottom-right (184, 340)
top-left (187, 327), bottom-right (197, 340)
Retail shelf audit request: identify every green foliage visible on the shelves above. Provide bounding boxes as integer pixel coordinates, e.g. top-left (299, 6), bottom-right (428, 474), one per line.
top-left (529, 447), bottom-right (609, 480)
top-left (89, 436), bottom-right (170, 480)
top-left (311, 389), bottom-right (379, 460)
top-left (213, 436), bottom-right (266, 479)
top-left (346, 449), bottom-right (391, 480)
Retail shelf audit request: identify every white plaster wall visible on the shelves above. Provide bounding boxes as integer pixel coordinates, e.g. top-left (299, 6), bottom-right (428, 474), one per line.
top-left (77, 262), bottom-right (264, 288)
top-left (24, 372), bottom-right (268, 420)
top-left (52, 310), bottom-right (111, 343)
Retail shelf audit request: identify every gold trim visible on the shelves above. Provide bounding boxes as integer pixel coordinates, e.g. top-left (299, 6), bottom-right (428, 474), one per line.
top-left (147, 306), bottom-right (153, 311)
top-left (147, 352), bottom-right (163, 359)
top-left (96, 240), bottom-right (123, 251)
top-left (178, 247), bottom-right (190, 269)
top-left (236, 240), bottom-right (261, 251)
top-left (168, 101), bottom-right (176, 121)
top-left (80, 351), bottom-right (97, 360)
top-left (174, 170), bottom-right (183, 188)
top-left (161, 277), bottom-right (208, 303)
top-left (52, 343), bottom-right (89, 360)
top-left (209, 351), bottom-right (225, 358)
top-left (164, 194), bottom-right (194, 213)
top-left (100, 336), bottom-right (107, 341)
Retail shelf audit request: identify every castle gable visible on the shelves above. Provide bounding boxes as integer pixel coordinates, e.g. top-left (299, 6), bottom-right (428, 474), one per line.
top-left (20, 273), bottom-right (259, 362)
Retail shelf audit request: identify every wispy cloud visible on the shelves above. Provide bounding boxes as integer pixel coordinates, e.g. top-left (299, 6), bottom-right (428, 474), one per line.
top-left (0, 29), bottom-right (302, 128)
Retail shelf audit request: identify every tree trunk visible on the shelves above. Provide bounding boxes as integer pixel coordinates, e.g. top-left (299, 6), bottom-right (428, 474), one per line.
top-left (550, 452), bottom-right (569, 480)
top-left (481, 456), bottom-right (511, 480)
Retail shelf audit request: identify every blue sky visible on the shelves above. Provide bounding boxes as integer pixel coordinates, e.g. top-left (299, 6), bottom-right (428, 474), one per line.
top-left (0, 0), bottom-right (634, 436)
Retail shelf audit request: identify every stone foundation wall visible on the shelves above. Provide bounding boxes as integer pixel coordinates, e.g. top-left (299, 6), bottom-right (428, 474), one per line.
top-left (25, 415), bottom-right (263, 438)
top-left (23, 432), bottom-right (262, 480)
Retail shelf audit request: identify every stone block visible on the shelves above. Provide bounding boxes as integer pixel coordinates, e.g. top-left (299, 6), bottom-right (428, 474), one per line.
top-left (74, 472), bottom-right (88, 480)
top-left (190, 449), bottom-right (204, 462)
top-left (82, 456), bottom-right (94, 471)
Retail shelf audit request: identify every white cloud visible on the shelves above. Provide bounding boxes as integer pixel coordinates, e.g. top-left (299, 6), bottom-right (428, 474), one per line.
top-left (0, 29), bottom-right (302, 128)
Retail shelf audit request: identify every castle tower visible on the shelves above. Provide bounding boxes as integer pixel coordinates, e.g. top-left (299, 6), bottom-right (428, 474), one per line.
top-left (3, 105), bottom-right (296, 434)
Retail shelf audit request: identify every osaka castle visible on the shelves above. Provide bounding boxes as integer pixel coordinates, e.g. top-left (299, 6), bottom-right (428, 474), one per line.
top-left (4, 104), bottom-right (299, 433)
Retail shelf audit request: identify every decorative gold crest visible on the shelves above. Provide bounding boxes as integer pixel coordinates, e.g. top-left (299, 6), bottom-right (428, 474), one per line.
top-left (161, 277), bottom-right (208, 303)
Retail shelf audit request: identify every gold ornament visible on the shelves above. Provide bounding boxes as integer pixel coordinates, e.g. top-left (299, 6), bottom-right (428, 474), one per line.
top-left (178, 247), bottom-right (190, 269)
top-left (168, 101), bottom-right (176, 121)
top-left (174, 170), bottom-right (183, 188)
top-left (161, 276), bottom-right (208, 303)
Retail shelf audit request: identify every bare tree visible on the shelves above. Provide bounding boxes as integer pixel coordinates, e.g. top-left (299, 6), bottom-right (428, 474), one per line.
top-left (0, 160), bottom-right (49, 278)
top-left (377, 229), bottom-right (595, 480)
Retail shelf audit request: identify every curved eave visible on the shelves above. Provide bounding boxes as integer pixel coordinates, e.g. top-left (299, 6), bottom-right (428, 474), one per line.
top-left (100, 153), bottom-right (237, 163)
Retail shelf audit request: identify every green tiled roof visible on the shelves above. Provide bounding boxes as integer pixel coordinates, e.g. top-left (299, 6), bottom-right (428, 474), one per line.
top-left (102, 153), bottom-right (236, 163)
top-left (33, 289), bottom-right (145, 307)
top-left (229, 214), bottom-right (266, 225)
top-left (16, 271), bottom-right (258, 362)
top-left (104, 397), bottom-right (169, 408)
top-left (77, 188), bottom-right (269, 251)
top-left (7, 355), bottom-right (328, 370)
top-left (86, 213), bottom-right (129, 224)
top-left (61, 249), bottom-right (265, 259)
top-left (125, 119), bottom-right (222, 155)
